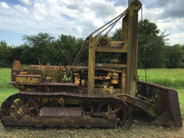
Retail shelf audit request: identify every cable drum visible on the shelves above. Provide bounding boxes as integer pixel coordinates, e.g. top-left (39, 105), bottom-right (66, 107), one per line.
top-left (96, 36), bottom-right (111, 48)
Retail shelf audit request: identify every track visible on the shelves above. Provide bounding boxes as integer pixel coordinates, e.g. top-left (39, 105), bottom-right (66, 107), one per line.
top-left (0, 92), bottom-right (127, 128)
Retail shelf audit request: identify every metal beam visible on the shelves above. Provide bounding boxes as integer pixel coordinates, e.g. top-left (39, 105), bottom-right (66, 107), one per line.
top-left (88, 35), bottom-right (95, 95)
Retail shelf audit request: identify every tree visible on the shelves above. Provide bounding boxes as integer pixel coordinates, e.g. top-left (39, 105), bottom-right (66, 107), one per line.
top-left (22, 33), bottom-right (86, 66)
top-left (138, 19), bottom-right (166, 68)
top-left (111, 19), bottom-right (167, 68)
top-left (165, 44), bottom-right (184, 68)
top-left (111, 28), bottom-right (122, 41)
top-left (9, 46), bottom-right (24, 62)
top-left (54, 34), bottom-right (86, 65)
top-left (0, 41), bottom-right (11, 67)
top-left (22, 33), bottom-right (55, 64)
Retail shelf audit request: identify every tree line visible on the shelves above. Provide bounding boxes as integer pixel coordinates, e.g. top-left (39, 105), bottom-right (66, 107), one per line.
top-left (0, 19), bottom-right (184, 68)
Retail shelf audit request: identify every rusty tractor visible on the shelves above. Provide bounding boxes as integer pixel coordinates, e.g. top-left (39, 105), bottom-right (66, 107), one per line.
top-left (0, 0), bottom-right (182, 128)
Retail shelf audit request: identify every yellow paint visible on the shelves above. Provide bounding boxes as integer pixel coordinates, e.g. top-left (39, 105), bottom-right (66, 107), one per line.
top-left (81, 79), bottom-right (86, 86)
top-left (111, 72), bottom-right (119, 85)
top-left (16, 76), bottom-right (41, 83)
top-left (74, 73), bottom-right (80, 84)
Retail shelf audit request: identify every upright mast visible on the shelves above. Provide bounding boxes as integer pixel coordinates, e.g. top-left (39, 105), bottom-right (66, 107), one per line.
top-left (126, 0), bottom-right (141, 96)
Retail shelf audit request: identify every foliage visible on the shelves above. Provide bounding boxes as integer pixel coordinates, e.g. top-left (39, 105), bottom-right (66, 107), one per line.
top-left (55, 34), bottom-right (86, 65)
top-left (165, 44), bottom-right (184, 68)
top-left (22, 33), bottom-right (56, 64)
top-left (111, 19), bottom-right (184, 68)
top-left (138, 19), bottom-right (166, 68)
top-left (111, 28), bottom-right (122, 41)
top-left (0, 19), bottom-right (184, 68)
top-left (0, 41), bottom-right (11, 67)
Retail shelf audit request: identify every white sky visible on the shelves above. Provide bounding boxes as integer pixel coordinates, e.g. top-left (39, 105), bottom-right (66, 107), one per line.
top-left (0, 0), bottom-right (183, 46)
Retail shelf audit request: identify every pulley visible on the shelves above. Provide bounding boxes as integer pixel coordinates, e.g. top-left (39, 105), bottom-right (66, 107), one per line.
top-left (96, 36), bottom-right (111, 48)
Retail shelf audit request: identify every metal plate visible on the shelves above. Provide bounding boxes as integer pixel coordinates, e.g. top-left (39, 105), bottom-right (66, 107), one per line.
top-left (39, 107), bottom-right (82, 117)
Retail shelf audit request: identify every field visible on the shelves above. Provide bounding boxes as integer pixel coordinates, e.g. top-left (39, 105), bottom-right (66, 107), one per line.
top-left (0, 68), bottom-right (184, 137)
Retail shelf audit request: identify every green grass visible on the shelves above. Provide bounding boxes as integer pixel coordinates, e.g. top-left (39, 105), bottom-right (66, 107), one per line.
top-left (0, 68), bottom-right (18, 105)
top-left (138, 69), bottom-right (184, 89)
top-left (0, 68), bottom-right (14, 89)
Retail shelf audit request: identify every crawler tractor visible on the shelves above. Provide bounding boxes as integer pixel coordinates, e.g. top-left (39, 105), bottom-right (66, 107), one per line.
top-left (0, 0), bottom-right (182, 128)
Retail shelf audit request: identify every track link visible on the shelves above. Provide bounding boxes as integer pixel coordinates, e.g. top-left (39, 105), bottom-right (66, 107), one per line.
top-left (1, 92), bottom-right (127, 128)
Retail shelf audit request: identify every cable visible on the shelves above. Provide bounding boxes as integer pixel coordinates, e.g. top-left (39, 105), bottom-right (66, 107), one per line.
top-left (90, 9), bottom-right (128, 36)
top-left (72, 8), bottom-right (128, 66)
top-left (105, 15), bottom-right (121, 35)
top-left (96, 13), bottom-right (124, 37)
top-left (58, 46), bottom-right (72, 65)
top-left (72, 38), bottom-right (88, 66)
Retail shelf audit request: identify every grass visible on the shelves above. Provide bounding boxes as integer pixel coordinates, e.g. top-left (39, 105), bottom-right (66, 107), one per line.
top-left (138, 69), bottom-right (184, 89)
top-left (0, 123), bottom-right (183, 138)
top-left (0, 68), bottom-right (14, 89)
top-left (0, 68), bottom-right (18, 105)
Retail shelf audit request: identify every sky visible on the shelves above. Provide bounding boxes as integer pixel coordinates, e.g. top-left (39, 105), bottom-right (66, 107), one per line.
top-left (0, 0), bottom-right (184, 46)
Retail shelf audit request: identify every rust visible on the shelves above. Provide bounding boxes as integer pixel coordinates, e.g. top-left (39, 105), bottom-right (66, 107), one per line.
top-left (138, 81), bottom-right (182, 127)
top-left (1, 92), bottom-right (126, 127)
top-left (95, 63), bottom-right (127, 68)
top-left (39, 107), bottom-right (82, 117)
top-left (0, 0), bottom-right (182, 128)
top-left (2, 116), bottom-right (119, 128)
top-left (10, 82), bottom-right (79, 86)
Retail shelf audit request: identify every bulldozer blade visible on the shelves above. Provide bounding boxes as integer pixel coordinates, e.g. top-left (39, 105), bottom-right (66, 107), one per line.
top-left (167, 90), bottom-right (182, 127)
top-left (138, 81), bottom-right (182, 127)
